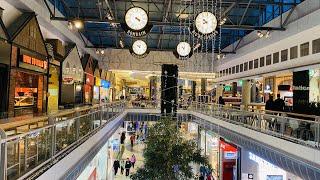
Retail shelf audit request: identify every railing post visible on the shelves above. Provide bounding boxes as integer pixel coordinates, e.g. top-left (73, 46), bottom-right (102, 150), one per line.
top-left (0, 129), bottom-right (7, 180)
top-left (48, 116), bottom-right (56, 159)
top-left (316, 117), bottom-right (320, 147)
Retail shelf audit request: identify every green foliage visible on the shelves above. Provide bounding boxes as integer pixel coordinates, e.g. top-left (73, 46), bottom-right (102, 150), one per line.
top-left (131, 117), bottom-right (210, 180)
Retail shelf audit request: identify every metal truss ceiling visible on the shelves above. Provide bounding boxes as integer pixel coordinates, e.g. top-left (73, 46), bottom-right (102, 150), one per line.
top-left (44, 0), bottom-right (302, 52)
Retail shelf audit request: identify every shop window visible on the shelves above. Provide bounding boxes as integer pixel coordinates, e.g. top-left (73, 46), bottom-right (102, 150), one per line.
top-left (290, 46), bottom-right (298, 59)
top-left (236, 65), bottom-right (239, 73)
top-left (232, 66), bottom-right (235, 74)
top-left (281, 49), bottom-right (288, 62)
top-left (266, 55), bottom-right (272, 65)
top-left (244, 62), bottom-right (248, 71)
top-left (260, 57), bottom-right (265, 67)
top-left (300, 42), bottom-right (309, 57)
top-left (249, 61), bottom-right (253, 70)
top-left (312, 38), bottom-right (320, 54)
top-left (273, 52), bottom-right (279, 64)
top-left (14, 71), bottom-right (40, 112)
top-left (240, 64), bottom-right (243, 72)
top-left (254, 59), bottom-right (258, 68)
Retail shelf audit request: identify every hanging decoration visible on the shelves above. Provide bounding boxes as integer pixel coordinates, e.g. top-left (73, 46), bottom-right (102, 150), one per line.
top-left (173, 0), bottom-right (193, 60)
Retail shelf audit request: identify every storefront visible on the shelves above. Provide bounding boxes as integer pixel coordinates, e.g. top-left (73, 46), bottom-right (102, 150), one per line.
top-left (82, 54), bottom-right (94, 104)
top-left (219, 139), bottom-right (239, 180)
top-left (200, 129), bottom-right (220, 179)
top-left (7, 13), bottom-right (49, 117)
top-left (61, 45), bottom-right (84, 107)
top-left (93, 64), bottom-right (101, 104)
top-left (0, 17), bottom-right (10, 118)
top-left (100, 80), bottom-right (110, 103)
top-left (241, 148), bottom-right (302, 180)
top-left (45, 40), bottom-right (64, 113)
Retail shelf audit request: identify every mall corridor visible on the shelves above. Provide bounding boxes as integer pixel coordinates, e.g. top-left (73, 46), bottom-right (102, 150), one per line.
top-left (0, 0), bottom-right (320, 179)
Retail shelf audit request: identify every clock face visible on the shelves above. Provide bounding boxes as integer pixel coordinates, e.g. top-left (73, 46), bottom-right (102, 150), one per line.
top-left (195, 12), bottom-right (217, 35)
top-left (177, 42), bottom-right (191, 57)
top-left (125, 7), bottom-right (148, 31)
top-left (132, 40), bottom-right (147, 55)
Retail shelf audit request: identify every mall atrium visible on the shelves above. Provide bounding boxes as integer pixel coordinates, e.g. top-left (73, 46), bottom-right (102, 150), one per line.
top-left (0, 0), bottom-right (319, 179)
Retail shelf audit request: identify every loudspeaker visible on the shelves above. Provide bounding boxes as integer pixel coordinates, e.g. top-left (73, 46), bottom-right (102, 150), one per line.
top-left (161, 64), bottom-right (178, 117)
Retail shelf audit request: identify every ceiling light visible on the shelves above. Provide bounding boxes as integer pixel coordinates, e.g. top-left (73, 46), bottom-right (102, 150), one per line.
top-left (73, 19), bottom-right (84, 29)
top-left (100, 50), bottom-right (105, 55)
top-left (119, 39), bottom-right (125, 48)
top-left (193, 43), bottom-right (201, 51)
top-left (256, 30), bottom-right (270, 38)
top-left (67, 21), bottom-right (74, 30)
top-left (217, 54), bottom-right (225, 60)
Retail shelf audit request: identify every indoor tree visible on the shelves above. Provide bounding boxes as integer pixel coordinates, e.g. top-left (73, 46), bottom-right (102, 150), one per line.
top-left (131, 117), bottom-right (211, 180)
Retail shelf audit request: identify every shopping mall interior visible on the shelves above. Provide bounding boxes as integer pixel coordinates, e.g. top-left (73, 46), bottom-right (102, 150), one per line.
top-left (0, 0), bottom-right (319, 179)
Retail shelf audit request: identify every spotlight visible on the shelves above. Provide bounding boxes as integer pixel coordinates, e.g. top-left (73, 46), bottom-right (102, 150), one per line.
top-left (119, 39), bottom-right (125, 48)
top-left (193, 43), bottom-right (201, 51)
top-left (67, 21), bottom-right (74, 30)
top-left (219, 17), bottom-right (227, 25)
top-left (217, 54), bottom-right (225, 60)
top-left (73, 19), bottom-right (84, 29)
top-left (100, 50), bottom-right (105, 55)
top-left (256, 30), bottom-right (270, 38)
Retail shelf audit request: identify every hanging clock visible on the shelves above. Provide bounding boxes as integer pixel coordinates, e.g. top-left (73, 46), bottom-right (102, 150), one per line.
top-left (125, 7), bottom-right (148, 31)
top-left (130, 40), bottom-right (149, 58)
top-left (191, 11), bottom-right (218, 40)
top-left (122, 7), bottom-right (153, 37)
top-left (174, 42), bottom-right (193, 60)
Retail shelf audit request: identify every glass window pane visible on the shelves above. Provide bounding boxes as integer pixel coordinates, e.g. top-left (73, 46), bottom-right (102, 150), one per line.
top-left (249, 61), bottom-right (253, 70)
top-left (312, 38), bottom-right (320, 54)
top-left (236, 65), bottom-right (239, 73)
top-left (281, 49), bottom-right (288, 62)
top-left (273, 52), bottom-right (279, 64)
top-left (260, 57), bottom-right (265, 67)
top-left (300, 42), bottom-right (309, 57)
top-left (290, 46), bottom-right (298, 59)
top-left (244, 62), bottom-right (248, 71)
top-left (254, 59), bottom-right (259, 68)
top-left (240, 64), bottom-right (243, 72)
top-left (266, 55), bottom-right (272, 65)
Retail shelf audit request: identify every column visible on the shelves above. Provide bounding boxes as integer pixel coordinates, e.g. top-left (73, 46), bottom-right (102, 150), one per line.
top-left (232, 82), bottom-right (237, 97)
top-left (241, 80), bottom-right (251, 109)
top-left (216, 84), bottom-right (224, 99)
top-left (201, 78), bottom-right (207, 95)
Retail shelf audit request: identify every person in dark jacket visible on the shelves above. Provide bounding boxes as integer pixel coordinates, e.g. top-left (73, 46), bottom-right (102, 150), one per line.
top-left (218, 96), bottom-right (225, 105)
top-left (125, 158), bottom-right (132, 176)
top-left (120, 132), bottom-right (126, 144)
top-left (265, 95), bottom-right (274, 111)
top-left (113, 159), bottom-right (120, 175)
top-left (274, 94), bottom-right (285, 112)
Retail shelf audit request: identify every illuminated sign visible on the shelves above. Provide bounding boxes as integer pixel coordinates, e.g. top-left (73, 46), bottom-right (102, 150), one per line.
top-left (22, 55), bottom-right (48, 69)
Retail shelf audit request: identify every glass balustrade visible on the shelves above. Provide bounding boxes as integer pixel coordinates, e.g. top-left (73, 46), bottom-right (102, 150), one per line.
top-left (0, 102), bottom-right (125, 180)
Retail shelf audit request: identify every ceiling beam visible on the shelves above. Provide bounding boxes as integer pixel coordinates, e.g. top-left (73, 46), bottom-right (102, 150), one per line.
top-left (51, 16), bottom-right (285, 31)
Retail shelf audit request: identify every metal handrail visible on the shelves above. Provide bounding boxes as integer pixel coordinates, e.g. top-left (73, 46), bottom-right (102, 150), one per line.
top-left (0, 101), bottom-right (126, 180)
top-left (191, 102), bottom-right (320, 149)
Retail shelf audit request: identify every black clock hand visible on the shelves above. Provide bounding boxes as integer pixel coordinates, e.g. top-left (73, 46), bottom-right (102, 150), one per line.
top-left (135, 17), bottom-right (141, 22)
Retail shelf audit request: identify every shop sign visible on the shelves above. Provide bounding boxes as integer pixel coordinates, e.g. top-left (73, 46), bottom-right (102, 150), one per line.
top-left (21, 55), bottom-right (48, 69)
top-left (292, 85), bottom-right (309, 91)
top-left (121, 23), bottom-right (153, 37)
top-left (224, 151), bottom-right (237, 159)
top-left (95, 77), bottom-right (101, 86)
top-left (101, 80), bottom-right (110, 88)
top-left (63, 77), bottom-right (74, 84)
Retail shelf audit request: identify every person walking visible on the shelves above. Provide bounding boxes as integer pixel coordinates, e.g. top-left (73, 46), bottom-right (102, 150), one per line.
top-left (113, 159), bottom-right (120, 175)
top-left (130, 154), bottom-right (136, 168)
top-left (130, 134), bottom-right (135, 148)
top-left (120, 132), bottom-right (126, 144)
top-left (120, 159), bottom-right (125, 175)
top-left (125, 158), bottom-right (132, 176)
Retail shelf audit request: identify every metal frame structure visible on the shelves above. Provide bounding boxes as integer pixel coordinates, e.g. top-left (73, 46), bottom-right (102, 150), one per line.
top-left (43, 0), bottom-right (301, 52)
